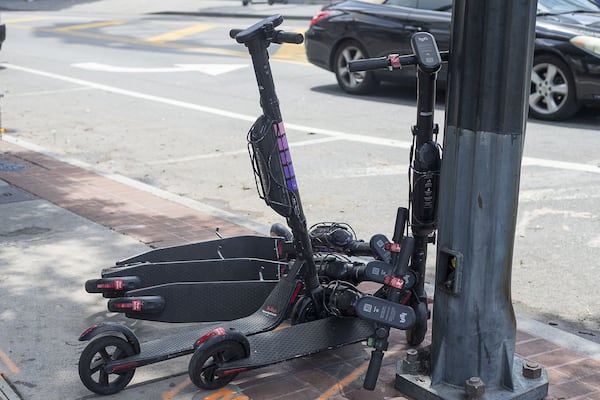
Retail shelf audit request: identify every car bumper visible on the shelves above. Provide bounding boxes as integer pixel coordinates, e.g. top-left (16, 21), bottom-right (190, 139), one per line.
top-left (305, 27), bottom-right (335, 72)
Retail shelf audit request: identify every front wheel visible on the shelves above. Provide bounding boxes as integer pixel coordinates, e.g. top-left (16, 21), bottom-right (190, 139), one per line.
top-left (188, 341), bottom-right (247, 390)
top-left (405, 300), bottom-right (428, 347)
top-left (529, 54), bottom-right (579, 121)
top-left (78, 336), bottom-right (136, 395)
top-left (290, 295), bottom-right (322, 325)
top-left (334, 40), bottom-right (379, 94)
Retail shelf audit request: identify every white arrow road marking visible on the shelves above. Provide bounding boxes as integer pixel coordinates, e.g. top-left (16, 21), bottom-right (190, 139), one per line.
top-left (71, 63), bottom-right (248, 76)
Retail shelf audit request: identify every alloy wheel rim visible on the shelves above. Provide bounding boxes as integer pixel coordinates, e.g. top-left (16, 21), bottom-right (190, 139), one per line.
top-left (530, 62), bottom-right (569, 115)
top-left (338, 46), bottom-right (366, 87)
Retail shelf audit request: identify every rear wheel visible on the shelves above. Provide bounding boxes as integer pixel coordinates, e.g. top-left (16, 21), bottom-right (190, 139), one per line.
top-left (188, 341), bottom-right (246, 390)
top-left (334, 40), bottom-right (379, 94)
top-left (529, 54), bottom-right (579, 121)
top-left (78, 336), bottom-right (136, 395)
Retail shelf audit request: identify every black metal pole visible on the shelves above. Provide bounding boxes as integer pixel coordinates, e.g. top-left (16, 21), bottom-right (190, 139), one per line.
top-left (396, 0), bottom-right (549, 399)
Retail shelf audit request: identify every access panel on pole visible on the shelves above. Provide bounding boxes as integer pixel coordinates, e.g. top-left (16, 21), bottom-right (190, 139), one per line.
top-left (395, 0), bottom-right (549, 399)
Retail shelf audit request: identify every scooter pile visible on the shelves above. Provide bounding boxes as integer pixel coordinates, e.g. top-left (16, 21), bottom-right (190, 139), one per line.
top-left (78, 14), bottom-right (445, 396)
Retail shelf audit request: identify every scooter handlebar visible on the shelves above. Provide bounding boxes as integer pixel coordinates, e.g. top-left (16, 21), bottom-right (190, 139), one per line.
top-left (348, 54), bottom-right (416, 72)
top-left (230, 28), bottom-right (303, 45)
top-left (348, 51), bottom-right (449, 72)
top-left (273, 31), bottom-right (304, 44)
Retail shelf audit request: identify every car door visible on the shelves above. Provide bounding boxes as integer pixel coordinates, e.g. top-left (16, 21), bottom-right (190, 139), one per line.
top-left (407, 0), bottom-right (452, 51)
top-left (353, 0), bottom-right (418, 59)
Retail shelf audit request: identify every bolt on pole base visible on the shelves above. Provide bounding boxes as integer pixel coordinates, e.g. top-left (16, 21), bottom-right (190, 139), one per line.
top-left (395, 356), bottom-right (548, 400)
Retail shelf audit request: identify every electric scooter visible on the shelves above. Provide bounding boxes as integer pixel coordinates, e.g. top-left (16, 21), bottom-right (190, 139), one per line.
top-left (185, 29), bottom-right (449, 392)
top-left (348, 32), bottom-right (448, 346)
top-left (84, 234), bottom-right (289, 323)
top-left (77, 15), bottom-right (443, 396)
top-left (84, 222), bottom-right (374, 323)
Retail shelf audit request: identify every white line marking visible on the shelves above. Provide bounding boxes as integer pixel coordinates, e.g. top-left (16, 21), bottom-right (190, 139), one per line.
top-left (522, 157), bottom-right (600, 174)
top-left (3, 63), bottom-right (598, 174)
top-left (71, 62), bottom-right (248, 76)
top-left (1, 63), bottom-right (411, 147)
top-left (147, 136), bottom-right (343, 165)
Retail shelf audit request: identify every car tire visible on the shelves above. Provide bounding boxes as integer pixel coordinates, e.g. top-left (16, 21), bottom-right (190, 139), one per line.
top-left (334, 40), bottom-right (379, 94)
top-left (529, 54), bottom-right (579, 121)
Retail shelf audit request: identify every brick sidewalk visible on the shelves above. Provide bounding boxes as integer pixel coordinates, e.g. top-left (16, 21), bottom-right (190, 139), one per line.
top-left (2, 139), bottom-right (600, 399)
top-left (0, 140), bottom-right (253, 248)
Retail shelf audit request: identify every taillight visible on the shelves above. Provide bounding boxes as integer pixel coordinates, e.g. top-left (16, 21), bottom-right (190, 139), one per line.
top-left (195, 327), bottom-right (227, 347)
top-left (311, 10), bottom-right (333, 26)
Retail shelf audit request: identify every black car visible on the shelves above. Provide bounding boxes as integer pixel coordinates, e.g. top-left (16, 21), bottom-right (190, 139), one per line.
top-left (305, 0), bottom-right (600, 121)
top-left (0, 19), bottom-right (5, 51)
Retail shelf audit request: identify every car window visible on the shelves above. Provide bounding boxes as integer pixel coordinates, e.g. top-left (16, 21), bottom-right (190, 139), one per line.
top-left (416, 0), bottom-right (452, 11)
top-left (384, 0), bottom-right (418, 7)
top-left (537, 0), bottom-right (600, 14)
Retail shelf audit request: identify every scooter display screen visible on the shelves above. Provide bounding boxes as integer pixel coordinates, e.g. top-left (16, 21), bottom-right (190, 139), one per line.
top-left (411, 32), bottom-right (442, 73)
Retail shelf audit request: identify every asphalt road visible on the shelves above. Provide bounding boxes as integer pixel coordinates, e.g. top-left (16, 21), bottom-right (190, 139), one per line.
top-left (1, 3), bottom-right (599, 346)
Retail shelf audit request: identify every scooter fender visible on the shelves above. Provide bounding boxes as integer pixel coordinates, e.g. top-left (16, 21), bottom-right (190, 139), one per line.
top-left (193, 327), bottom-right (250, 358)
top-left (78, 322), bottom-right (141, 354)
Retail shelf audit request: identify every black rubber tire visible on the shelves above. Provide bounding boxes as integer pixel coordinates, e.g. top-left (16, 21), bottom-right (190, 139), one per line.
top-left (290, 295), bottom-right (319, 325)
top-left (78, 336), bottom-right (136, 395)
top-left (405, 300), bottom-right (428, 347)
top-left (188, 341), bottom-right (246, 390)
top-left (270, 223), bottom-right (293, 241)
top-left (529, 54), bottom-right (579, 121)
top-left (242, 0), bottom-right (249, 5)
top-left (334, 40), bottom-right (379, 94)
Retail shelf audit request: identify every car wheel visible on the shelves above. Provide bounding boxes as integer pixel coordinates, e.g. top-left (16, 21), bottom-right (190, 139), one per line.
top-left (529, 54), bottom-right (579, 121)
top-left (334, 40), bottom-right (379, 94)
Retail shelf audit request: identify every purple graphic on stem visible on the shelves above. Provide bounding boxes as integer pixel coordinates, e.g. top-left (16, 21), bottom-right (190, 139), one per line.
top-left (274, 122), bottom-right (298, 191)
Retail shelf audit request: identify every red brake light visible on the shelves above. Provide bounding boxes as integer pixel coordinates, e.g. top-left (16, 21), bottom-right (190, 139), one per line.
top-left (311, 10), bottom-right (333, 26)
top-left (97, 279), bottom-right (124, 290)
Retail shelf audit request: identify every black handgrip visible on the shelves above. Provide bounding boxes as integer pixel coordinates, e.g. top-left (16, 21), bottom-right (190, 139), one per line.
top-left (347, 56), bottom-right (390, 72)
top-left (392, 207), bottom-right (409, 244)
top-left (273, 31), bottom-right (304, 44)
top-left (345, 240), bottom-right (372, 256)
top-left (394, 236), bottom-right (415, 270)
top-left (229, 29), bottom-right (242, 39)
top-left (363, 349), bottom-right (384, 390)
top-left (395, 236), bottom-right (414, 276)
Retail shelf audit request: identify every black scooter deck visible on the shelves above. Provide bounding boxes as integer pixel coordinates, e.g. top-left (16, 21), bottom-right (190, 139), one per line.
top-left (106, 261), bottom-right (303, 369)
top-left (101, 258), bottom-right (284, 288)
top-left (219, 317), bottom-right (375, 371)
top-left (112, 280), bottom-right (278, 323)
top-left (117, 236), bottom-right (285, 266)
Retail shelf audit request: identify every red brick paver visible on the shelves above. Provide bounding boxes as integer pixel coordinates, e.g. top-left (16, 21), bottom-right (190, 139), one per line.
top-left (0, 141), bottom-right (253, 248)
